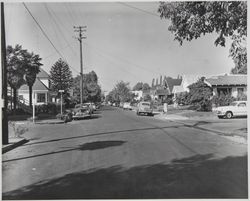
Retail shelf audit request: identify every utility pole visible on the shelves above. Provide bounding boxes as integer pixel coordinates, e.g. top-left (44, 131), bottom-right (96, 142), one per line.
top-left (74, 26), bottom-right (86, 104)
top-left (1, 2), bottom-right (9, 144)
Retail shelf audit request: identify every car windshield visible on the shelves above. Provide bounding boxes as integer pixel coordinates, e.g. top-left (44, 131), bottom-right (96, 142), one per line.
top-left (230, 102), bottom-right (238, 106)
top-left (142, 103), bottom-right (150, 106)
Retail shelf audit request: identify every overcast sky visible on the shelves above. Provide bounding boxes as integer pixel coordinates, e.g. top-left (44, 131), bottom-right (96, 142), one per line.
top-left (5, 2), bottom-right (234, 92)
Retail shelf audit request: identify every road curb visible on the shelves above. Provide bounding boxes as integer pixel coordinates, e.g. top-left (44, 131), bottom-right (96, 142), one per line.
top-left (2, 138), bottom-right (29, 154)
top-left (170, 119), bottom-right (247, 144)
top-left (35, 120), bottom-right (65, 124)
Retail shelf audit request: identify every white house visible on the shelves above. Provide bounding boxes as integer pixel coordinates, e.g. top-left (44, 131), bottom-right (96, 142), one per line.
top-left (131, 90), bottom-right (143, 101)
top-left (205, 74), bottom-right (247, 98)
top-left (18, 68), bottom-right (50, 105)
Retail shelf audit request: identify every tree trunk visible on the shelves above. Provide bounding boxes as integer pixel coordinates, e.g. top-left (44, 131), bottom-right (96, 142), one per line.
top-left (13, 88), bottom-right (17, 114)
top-left (29, 85), bottom-right (32, 108)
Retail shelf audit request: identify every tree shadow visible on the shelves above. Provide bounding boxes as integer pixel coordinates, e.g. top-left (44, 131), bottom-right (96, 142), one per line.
top-left (3, 141), bottom-right (126, 162)
top-left (73, 114), bottom-right (102, 121)
top-left (78, 140), bottom-right (126, 151)
top-left (3, 154), bottom-right (248, 199)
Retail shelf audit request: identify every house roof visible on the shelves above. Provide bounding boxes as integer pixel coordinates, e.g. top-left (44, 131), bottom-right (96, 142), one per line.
top-left (205, 75), bottom-right (247, 86)
top-left (19, 78), bottom-right (49, 91)
top-left (166, 77), bottom-right (182, 93)
top-left (37, 68), bottom-right (49, 78)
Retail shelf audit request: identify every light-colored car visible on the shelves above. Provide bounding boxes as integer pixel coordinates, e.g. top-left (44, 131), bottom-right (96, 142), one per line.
top-left (136, 101), bottom-right (153, 116)
top-left (215, 101), bottom-right (247, 119)
top-left (123, 102), bottom-right (132, 110)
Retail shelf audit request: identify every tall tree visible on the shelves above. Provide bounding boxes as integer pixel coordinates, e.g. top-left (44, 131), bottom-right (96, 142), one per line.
top-left (50, 59), bottom-right (73, 98)
top-left (6, 45), bottom-right (26, 112)
top-left (23, 51), bottom-right (42, 107)
top-left (133, 82), bottom-right (143, 91)
top-left (188, 77), bottom-right (213, 111)
top-left (158, 1), bottom-right (247, 74)
top-left (73, 71), bottom-right (102, 103)
top-left (142, 83), bottom-right (151, 91)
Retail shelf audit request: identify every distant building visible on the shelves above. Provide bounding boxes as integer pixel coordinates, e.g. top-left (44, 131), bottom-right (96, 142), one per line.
top-left (205, 74), bottom-right (247, 98)
top-left (18, 68), bottom-right (51, 105)
top-left (148, 75), bottom-right (182, 102)
top-left (131, 90), bottom-right (143, 101)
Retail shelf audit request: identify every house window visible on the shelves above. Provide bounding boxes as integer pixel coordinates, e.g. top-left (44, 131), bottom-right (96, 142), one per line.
top-left (237, 88), bottom-right (244, 96)
top-left (37, 93), bottom-right (46, 103)
top-left (217, 87), bottom-right (232, 96)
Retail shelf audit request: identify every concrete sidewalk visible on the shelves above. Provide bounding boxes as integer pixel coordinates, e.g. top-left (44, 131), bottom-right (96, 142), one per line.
top-left (3, 118), bottom-right (65, 153)
top-left (155, 111), bottom-right (247, 143)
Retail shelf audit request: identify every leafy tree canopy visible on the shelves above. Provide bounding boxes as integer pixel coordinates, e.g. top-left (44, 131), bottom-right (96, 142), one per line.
top-left (188, 77), bottom-right (213, 111)
top-left (107, 81), bottom-right (133, 103)
top-left (133, 82), bottom-right (143, 91)
top-left (72, 71), bottom-right (102, 103)
top-left (158, 1), bottom-right (247, 74)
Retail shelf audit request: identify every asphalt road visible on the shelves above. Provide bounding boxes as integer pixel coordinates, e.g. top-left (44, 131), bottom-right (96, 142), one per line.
top-left (2, 106), bottom-right (248, 199)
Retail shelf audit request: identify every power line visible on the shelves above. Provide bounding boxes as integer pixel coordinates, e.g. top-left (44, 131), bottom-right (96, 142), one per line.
top-left (117, 2), bottom-right (160, 18)
top-left (22, 3), bottom-right (64, 59)
top-left (22, 3), bottom-right (79, 74)
top-left (44, 3), bottom-right (77, 56)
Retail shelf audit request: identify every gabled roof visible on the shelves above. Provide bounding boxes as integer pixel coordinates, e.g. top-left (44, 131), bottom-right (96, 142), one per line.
top-left (166, 77), bottom-right (182, 93)
top-left (19, 78), bottom-right (49, 91)
top-left (206, 74), bottom-right (247, 86)
top-left (37, 68), bottom-right (49, 78)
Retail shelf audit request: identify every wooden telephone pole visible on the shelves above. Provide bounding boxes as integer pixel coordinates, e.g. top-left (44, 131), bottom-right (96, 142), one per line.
top-left (1, 2), bottom-right (9, 144)
top-left (74, 26), bottom-right (86, 104)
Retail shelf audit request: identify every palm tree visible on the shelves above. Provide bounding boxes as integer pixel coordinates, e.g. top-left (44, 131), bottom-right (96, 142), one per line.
top-left (6, 45), bottom-right (26, 113)
top-left (23, 51), bottom-right (42, 107)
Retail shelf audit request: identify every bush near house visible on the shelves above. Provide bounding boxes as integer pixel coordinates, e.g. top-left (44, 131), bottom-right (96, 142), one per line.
top-left (212, 93), bottom-right (247, 107)
top-left (35, 103), bottom-right (65, 115)
top-left (175, 92), bottom-right (190, 105)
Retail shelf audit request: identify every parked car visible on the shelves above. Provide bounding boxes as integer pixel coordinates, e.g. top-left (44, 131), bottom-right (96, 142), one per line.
top-left (56, 110), bottom-right (73, 123)
top-left (136, 101), bottom-right (153, 116)
top-left (123, 102), bottom-right (132, 110)
top-left (71, 107), bottom-right (91, 120)
top-left (214, 101), bottom-right (247, 119)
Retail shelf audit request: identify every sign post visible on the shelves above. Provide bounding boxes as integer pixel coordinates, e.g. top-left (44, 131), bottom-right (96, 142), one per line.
top-left (33, 92), bottom-right (35, 123)
top-left (59, 90), bottom-right (64, 115)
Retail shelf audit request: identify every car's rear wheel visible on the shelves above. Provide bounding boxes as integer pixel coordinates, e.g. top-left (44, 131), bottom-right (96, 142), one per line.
top-left (226, 111), bottom-right (233, 119)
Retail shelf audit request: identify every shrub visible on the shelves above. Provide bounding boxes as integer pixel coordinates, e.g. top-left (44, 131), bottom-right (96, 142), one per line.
top-left (212, 93), bottom-right (236, 107)
top-left (175, 92), bottom-right (189, 105)
top-left (35, 103), bottom-right (65, 115)
top-left (9, 121), bottom-right (28, 138)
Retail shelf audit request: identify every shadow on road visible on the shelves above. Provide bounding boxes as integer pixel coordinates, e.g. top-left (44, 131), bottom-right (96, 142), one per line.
top-left (3, 140), bottom-right (126, 163)
top-left (78, 140), bottom-right (126, 151)
top-left (3, 154), bottom-right (247, 199)
top-left (22, 125), bottom-right (181, 147)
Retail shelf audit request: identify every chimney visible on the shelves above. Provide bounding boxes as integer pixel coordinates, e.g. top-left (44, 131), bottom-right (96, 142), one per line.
top-left (151, 78), bottom-right (155, 87)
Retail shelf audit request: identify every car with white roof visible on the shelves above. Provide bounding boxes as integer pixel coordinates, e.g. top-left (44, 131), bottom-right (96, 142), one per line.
top-left (214, 101), bottom-right (247, 119)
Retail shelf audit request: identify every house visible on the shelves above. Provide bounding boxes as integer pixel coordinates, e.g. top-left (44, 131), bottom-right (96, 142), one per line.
top-left (172, 75), bottom-right (201, 96)
top-left (205, 74), bottom-right (247, 98)
top-left (146, 75), bottom-right (182, 102)
top-left (18, 68), bottom-right (51, 105)
top-left (131, 90), bottom-right (143, 101)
